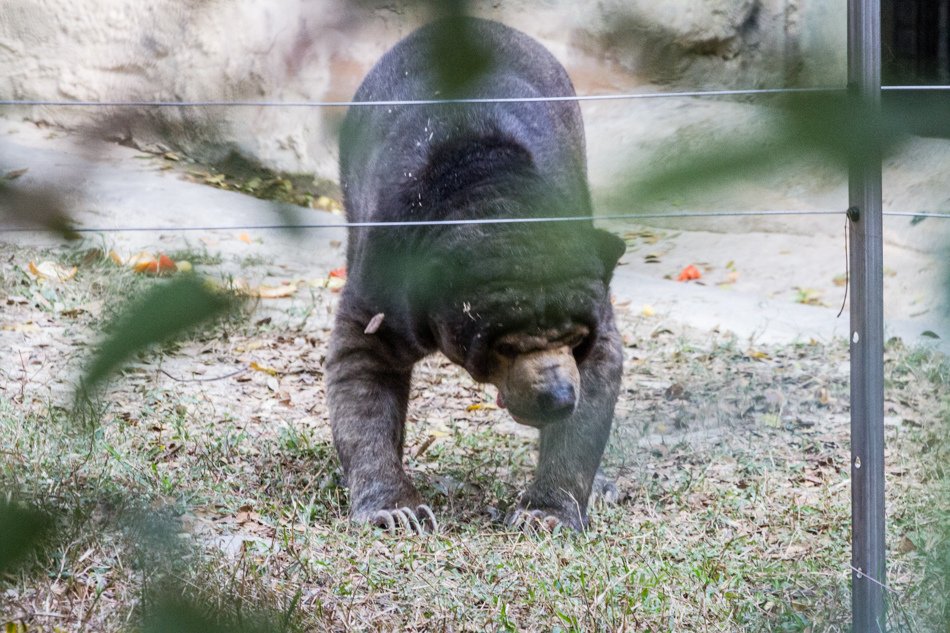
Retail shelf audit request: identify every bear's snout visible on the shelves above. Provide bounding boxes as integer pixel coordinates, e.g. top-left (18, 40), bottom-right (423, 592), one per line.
top-left (492, 346), bottom-right (581, 427)
top-left (536, 382), bottom-right (576, 420)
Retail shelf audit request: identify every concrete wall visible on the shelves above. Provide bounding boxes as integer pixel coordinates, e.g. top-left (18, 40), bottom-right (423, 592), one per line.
top-left (0, 0), bottom-right (846, 181)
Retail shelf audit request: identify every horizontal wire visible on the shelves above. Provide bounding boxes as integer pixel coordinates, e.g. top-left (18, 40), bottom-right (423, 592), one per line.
top-left (2, 85), bottom-right (943, 109)
top-left (880, 211), bottom-right (950, 218)
top-left (0, 209), bottom-right (851, 234)
top-left (881, 84), bottom-right (950, 91)
top-left (849, 565), bottom-right (894, 593)
top-left (0, 86), bottom-right (844, 109)
top-left (2, 210), bottom-right (945, 235)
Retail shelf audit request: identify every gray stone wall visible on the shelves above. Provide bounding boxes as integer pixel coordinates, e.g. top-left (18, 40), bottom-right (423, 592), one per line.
top-left (0, 1), bottom-right (845, 181)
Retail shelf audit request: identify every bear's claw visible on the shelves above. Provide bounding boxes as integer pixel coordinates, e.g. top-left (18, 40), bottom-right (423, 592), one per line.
top-left (369, 504), bottom-right (437, 535)
top-left (506, 508), bottom-right (565, 534)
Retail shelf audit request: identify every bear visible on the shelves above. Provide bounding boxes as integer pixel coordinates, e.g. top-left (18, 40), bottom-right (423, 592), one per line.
top-left (326, 17), bottom-right (625, 533)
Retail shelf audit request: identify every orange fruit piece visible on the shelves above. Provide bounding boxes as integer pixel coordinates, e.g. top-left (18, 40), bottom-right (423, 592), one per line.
top-left (677, 264), bottom-right (702, 281)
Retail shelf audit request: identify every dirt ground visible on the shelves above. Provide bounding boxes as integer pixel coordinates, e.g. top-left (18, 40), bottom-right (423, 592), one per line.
top-left (0, 233), bottom-right (947, 630)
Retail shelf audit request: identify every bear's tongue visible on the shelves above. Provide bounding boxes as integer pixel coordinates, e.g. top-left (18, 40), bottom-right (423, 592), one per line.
top-left (496, 391), bottom-right (506, 409)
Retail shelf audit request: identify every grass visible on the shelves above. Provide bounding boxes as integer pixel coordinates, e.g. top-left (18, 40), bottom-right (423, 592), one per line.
top-left (0, 242), bottom-right (947, 632)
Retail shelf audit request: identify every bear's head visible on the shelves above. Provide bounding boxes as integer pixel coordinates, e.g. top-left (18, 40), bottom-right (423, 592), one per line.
top-left (420, 223), bottom-right (625, 427)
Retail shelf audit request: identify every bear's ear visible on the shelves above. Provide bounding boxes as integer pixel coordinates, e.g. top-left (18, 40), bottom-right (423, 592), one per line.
top-left (594, 229), bottom-right (626, 276)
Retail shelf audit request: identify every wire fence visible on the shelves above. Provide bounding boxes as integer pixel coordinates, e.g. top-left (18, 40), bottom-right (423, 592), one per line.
top-left (2, 83), bottom-right (946, 236)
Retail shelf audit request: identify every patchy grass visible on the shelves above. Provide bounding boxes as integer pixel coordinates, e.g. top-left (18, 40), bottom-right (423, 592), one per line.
top-left (0, 243), bottom-right (947, 632)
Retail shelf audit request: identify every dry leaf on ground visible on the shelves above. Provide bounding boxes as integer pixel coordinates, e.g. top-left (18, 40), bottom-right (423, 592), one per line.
top-left (27, 260), bottom-right (77, 282)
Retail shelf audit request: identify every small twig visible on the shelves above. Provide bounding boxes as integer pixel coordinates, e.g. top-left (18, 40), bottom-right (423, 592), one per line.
top-left (837, 216), bottom-right (850, 318)
top-left (158, 367), bottom-right (248, 382)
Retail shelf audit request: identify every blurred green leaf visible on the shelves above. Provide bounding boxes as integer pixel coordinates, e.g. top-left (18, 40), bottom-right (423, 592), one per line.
top-left (619, 91), bottom-right (948, 208)
top-left (0, 181), bottom-right (79, 240)
top-left (426, 11), bottom-right (495, 98)
top-left (352, 0), bottom-right (493, 98)
top-left (625, 93), bottom-right (908, 205)
top-left (81, 276), bottom-right (237, 391)
top-left (0, 500), bottom-right (54, 573)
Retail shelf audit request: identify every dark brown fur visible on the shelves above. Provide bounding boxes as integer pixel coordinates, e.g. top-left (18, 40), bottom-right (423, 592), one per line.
top-left (327, 18), bottom-right (625, 532)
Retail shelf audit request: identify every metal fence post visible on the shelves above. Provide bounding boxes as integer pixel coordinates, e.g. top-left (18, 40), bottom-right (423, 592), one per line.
top-left (848, 0), bottom-right (887, 630)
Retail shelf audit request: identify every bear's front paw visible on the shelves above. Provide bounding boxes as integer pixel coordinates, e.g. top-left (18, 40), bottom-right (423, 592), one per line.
top-left (354, 504), bottom-right (438, 535)
top-left (506, 507), bottom-right (583, 534)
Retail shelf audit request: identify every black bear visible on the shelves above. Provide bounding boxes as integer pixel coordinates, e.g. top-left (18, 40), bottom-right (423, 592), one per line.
top-left (327, 17), bottom-right (625, 533)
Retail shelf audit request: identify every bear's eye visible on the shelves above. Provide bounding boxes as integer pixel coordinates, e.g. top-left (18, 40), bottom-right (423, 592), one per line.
top-left (495, 342), bottom-right (519, 358)
top-left (571, 333), bottom-right (595, 363)
top-left (564, 333), bottom-right (586, 348)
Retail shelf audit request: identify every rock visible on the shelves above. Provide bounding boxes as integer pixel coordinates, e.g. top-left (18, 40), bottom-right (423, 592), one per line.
top-left (0, 0), bottom-right (846, 181)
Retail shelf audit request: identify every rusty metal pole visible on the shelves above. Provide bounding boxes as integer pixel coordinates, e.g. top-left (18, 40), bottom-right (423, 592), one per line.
top-left (848, 0), bottom-right (886, 629)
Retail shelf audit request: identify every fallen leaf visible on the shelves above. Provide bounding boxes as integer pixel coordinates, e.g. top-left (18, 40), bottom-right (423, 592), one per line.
top-left (794, 287), bottom-right (825, 306)
top-left (126, 251), bottom-right (154, 268)
top-left (133, 253), bottom-right (177, 276)
top-left (896, 535), bottom-right (916, 554)
top-left (641, 304), bottom-right (656, 317)
top-left (314, 195), bottom-right (343, 212)
top-left (28, 260), bottom-right (77, 282)
top-left (677, 264), bottom-right (702, 282)
top-left (329, 267), bottom-right (347, 279)
top-left (466, 402), bottom-right (498, 412)
top-left (250, 361), bottom-right (279, 376)
top-left (2, 322), bottom-right (40, 333)
top-left (255, 283), bottom-right (298, 299)
top-left (238, 232), bottom-right (253, 244)
top-left (60, 307), bottom-right (88, 318)
top-left (717, 271), bottom-right (740, 286)
top-left (664, 383), bottom-right (686, 400)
